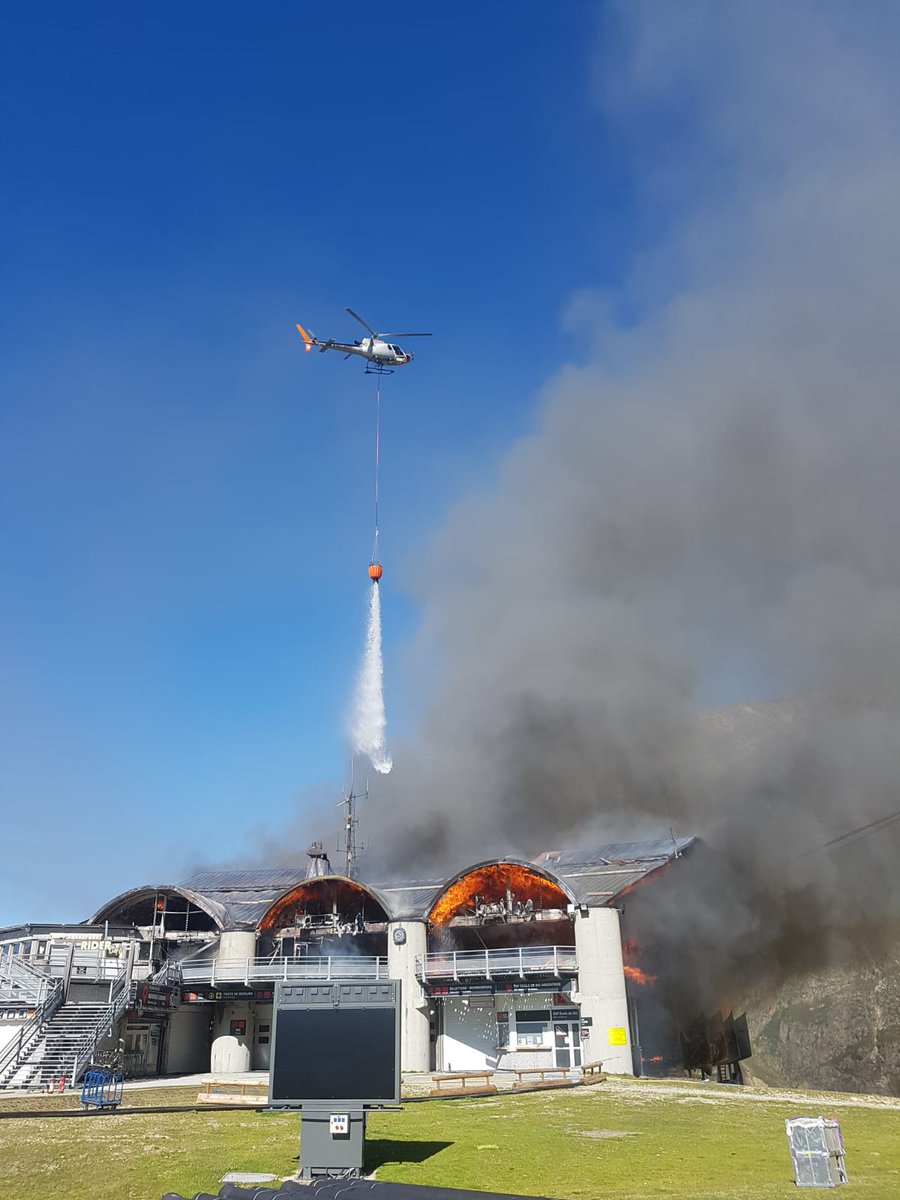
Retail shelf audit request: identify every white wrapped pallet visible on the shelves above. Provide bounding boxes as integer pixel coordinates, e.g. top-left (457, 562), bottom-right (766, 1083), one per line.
top-left (785, 1117), bottom-right (848, 1188)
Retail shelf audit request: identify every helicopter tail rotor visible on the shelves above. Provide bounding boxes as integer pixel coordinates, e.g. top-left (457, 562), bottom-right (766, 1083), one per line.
top-left (296, 323), bottom-right (317, 352)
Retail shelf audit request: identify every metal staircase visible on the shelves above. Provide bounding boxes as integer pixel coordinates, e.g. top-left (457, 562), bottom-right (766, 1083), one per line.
top-left (0, 966), bottom-right (132, 1090)
top-left (32, 1002), bottom-right (110, 1089)
top-left (0, 975), bottom-right (64, 1090)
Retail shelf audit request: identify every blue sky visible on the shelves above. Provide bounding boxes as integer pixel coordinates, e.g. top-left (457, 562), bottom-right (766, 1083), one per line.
top-left (0, 2), bottom-right (656, 924)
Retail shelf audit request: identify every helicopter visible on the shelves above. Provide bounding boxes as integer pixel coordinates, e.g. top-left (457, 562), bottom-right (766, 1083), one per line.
top-left (296, 307), bottom-right (432, 372)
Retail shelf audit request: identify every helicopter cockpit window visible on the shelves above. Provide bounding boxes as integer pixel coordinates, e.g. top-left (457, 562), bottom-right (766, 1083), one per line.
top-left (391, 345), bottom-right (401, 354)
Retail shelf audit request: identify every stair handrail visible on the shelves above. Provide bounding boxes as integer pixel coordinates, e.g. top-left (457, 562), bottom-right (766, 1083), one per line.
top-left (149, 959), bottom-right (183, 987)
top-left (0, 954), bottom-right (53, 1005)
top-left (0, 976), bottom-right (64, 1087)
top-left (68, 966), bottom-right (131, 1087)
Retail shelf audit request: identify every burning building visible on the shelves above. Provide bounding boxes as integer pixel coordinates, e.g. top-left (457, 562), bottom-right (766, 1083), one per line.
top-left (0, 836), bottom-right (727, 1087)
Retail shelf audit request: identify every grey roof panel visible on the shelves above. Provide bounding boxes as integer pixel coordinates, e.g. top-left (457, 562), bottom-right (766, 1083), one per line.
top-left (545, 836), bottom-right (695, 869)
top-left (180, 868), bottom-right (304, 892)
top-left (547, 836), bottom-right (697, 905)
top-left (375, 881), bottom-right (445, 920)
top-left (100, 836), bottom-right (699, 929)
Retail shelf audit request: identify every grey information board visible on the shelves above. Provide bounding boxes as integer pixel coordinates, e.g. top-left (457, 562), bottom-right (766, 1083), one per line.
top-left (269, 979), bottom-right (401, 1109)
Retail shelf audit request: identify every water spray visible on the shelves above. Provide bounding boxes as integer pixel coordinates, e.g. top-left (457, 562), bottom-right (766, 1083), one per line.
top-left (352, 575), bottom-right (392, 774)
top-left (352, 376), bottom-right (391, 773)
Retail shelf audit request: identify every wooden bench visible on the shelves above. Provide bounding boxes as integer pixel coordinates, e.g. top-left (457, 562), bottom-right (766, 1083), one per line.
top-left (581, 1060), bottom-right (607, 1082)
top-left (512, 1066), bottom-right (572, 1089)
top-left (196, 1080), bottom-right (269, 1106)
top-left (429, 1070), bottom-right (497, 1098)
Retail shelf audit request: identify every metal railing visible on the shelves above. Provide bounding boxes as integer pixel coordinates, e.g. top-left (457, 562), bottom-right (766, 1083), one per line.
top-left (49, 945), bottom-right (127, 981)
top-left (415, 945), bottom-right (578, 981)
top-left (148, 960), bottom-right (180, 987)
top-left (179, 955), bottom-right (390, 986)
top-left (0, 977), bottom-right (64, 1088)
top-left (0, 955), bottom-right (52, 1007)
top-left (69, 967), bottom-right (131, 1087)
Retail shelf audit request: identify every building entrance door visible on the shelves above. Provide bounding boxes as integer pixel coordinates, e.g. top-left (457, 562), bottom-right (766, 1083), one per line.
top-left (123, 1026), bottom-right (150, 1076)
top-left (554, 1022), bottom-right (582, 1069)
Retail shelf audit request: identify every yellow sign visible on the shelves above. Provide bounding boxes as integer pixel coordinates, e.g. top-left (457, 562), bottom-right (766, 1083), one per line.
top-left (607, 1026), bottom-right (628, 1046)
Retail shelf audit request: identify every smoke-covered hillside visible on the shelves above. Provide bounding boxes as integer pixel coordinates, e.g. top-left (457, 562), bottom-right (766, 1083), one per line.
top-left (358, 2), bottom-right (900, 1044)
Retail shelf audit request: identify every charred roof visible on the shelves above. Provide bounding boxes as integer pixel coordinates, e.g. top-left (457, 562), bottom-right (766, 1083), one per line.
top-left (85, 836), bottom-right (696, 931)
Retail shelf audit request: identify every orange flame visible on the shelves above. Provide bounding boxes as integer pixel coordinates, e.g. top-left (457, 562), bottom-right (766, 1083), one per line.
top-left (622, 938), bottom-right (658, 985)
top-left (259, 877), bottom-right (386, 933)
top-left (624, 964), bottom-right (658, 985)
top-left (429, 863), bottom-right (569, 925)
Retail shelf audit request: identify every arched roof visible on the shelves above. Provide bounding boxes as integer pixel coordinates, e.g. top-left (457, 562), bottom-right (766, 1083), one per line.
top-left (86, 838), bottom-right (697, 933)
top-left (426, 856), bottom-right (577, 923)
top-left (90, 884), bottom-right (228, 930)
top-left (258, 874), bottom-right (394, 933)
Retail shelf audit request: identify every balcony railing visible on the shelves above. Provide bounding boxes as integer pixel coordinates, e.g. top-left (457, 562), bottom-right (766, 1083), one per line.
top-left (415, 945), bottom-right (577, 981)
top-left (47, 946), bottom-right (127, 981)
top-left (179, 956), bottom-right (389, 986)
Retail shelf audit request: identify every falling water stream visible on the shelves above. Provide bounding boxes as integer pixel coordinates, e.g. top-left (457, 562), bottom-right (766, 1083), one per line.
top-left (352, 582), bottom-right (392, 774)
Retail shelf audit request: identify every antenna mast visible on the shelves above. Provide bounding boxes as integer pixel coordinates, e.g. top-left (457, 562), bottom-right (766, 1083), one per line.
top-left (338, 766), bottom-right (366, 879)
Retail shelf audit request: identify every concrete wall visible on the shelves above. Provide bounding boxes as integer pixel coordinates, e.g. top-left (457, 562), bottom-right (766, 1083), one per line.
top-left (166, 1006), bottom-right (211, 1075)
top-left (252, 1002), bottom-right (272, 1071)
top-left (0, 1021), bottom-right (26, 1055)
top-left (210, 1003), bottom-right (253, 1073)
top-left (387, 920), bottom-right (430, 1072)
top-left (440, 998), bottom-right (495, 1071)
top-left (574, 906), bottom-right (633, 1074)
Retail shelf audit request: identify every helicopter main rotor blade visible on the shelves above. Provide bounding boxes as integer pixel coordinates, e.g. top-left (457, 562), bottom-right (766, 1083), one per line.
top-left (346, 307), bottom-right (377, 337)
top-left (377, 332), bottom-right (433, 338)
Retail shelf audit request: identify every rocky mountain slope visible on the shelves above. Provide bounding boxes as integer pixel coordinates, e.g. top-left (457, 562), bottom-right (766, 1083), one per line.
top-left (745, 944), bottom-right (900, 1095)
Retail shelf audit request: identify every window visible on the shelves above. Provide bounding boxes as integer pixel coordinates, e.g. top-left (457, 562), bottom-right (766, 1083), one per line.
top-left (515, 1010), bottom-right (551, 1049)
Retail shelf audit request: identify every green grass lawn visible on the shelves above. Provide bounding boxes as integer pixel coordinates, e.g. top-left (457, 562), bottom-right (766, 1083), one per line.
top-left (1, 1080), bottom-right (899, 1199)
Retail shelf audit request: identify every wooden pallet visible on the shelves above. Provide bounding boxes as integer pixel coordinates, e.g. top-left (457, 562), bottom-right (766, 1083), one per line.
top-left (196, 1081), bottom-right (269, 1106)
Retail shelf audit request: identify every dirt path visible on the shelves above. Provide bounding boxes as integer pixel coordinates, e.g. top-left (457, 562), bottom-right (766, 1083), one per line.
top-left (596, 1074), bottom-right (900, 1112)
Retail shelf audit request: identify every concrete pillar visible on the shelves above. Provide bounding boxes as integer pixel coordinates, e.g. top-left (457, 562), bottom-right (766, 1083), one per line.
top-left (216, 930), bottom-right (257, 964)
top-left (211, 1002), bottom-right (253, 1073)
top-left (387, 920), bottom-right (430, 1073)
top-left (209, 931), bottom-right (257, 1073)
top-left (574, 906), bottom-right (633, 1075)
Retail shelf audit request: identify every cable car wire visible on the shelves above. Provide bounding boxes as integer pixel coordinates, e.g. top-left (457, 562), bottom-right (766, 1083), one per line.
top-left (788, 806), bottom-right (900, 862)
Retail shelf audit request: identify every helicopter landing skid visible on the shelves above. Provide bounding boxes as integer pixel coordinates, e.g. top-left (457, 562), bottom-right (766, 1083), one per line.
top-left (364, 362), bottom-right (394, 376)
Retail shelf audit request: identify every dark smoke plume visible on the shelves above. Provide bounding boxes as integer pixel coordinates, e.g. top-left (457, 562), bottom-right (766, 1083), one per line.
top-left (351, 1), bottom-right (900, 1002)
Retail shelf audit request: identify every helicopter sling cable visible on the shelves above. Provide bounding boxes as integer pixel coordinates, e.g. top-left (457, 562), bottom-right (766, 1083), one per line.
top-left (351, 374), bottom-right (392, 774)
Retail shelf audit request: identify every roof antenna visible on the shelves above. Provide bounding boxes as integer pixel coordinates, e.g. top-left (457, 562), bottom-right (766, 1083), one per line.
top-left (338, 757), bottom-right (365, 879)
